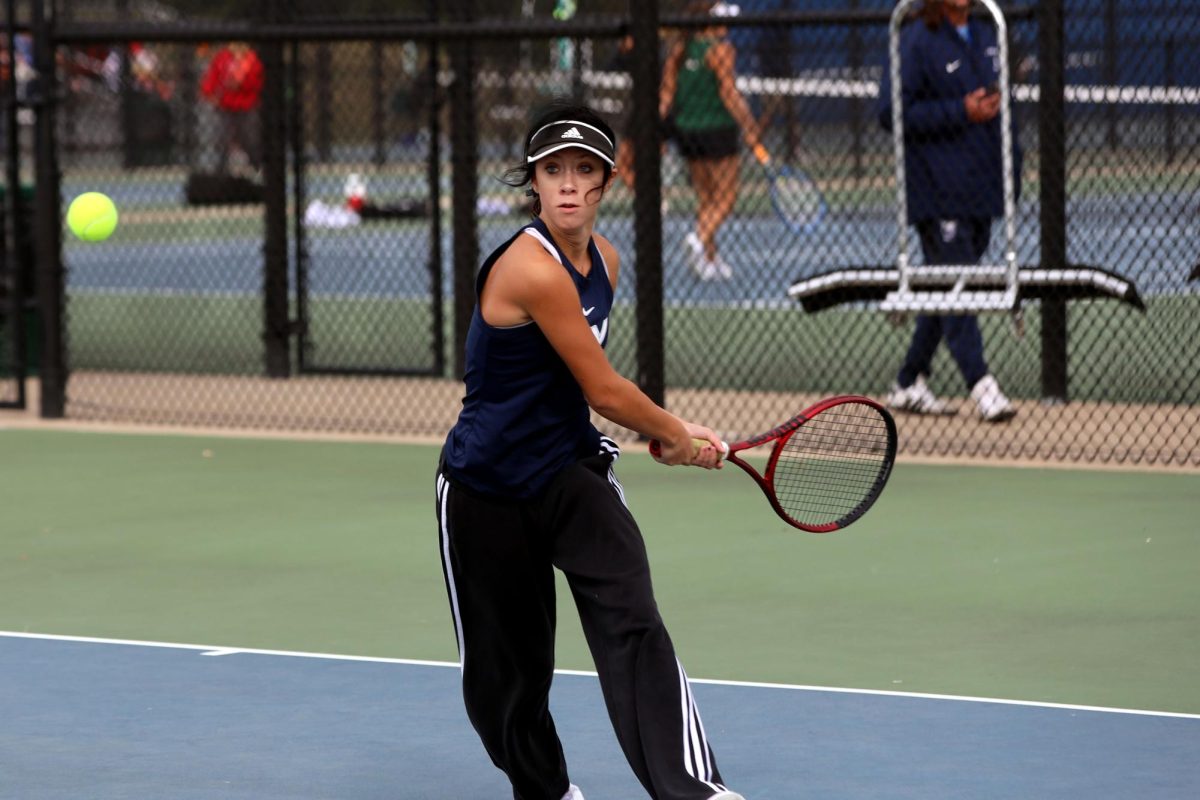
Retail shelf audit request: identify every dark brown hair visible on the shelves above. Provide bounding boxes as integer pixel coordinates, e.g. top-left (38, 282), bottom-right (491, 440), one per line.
top-left (920, 0), bottom-right (946, 30)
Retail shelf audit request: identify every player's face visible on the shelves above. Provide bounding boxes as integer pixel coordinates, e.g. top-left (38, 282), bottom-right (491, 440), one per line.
top-left (532, 148), bottom-right (610, 228)
top-left (939, 0), bottom-right (971, 25)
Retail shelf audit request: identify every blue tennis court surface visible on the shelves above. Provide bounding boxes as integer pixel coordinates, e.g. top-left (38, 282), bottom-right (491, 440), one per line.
top-left (4, 632), bottom-right (1198, 799)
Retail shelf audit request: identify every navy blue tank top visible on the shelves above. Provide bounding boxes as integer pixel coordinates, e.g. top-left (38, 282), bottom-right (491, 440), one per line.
top-left (442, 218), bottom-right (615, 498)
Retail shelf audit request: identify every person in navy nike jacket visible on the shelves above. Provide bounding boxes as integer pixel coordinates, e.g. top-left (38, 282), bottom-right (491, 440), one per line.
top-left (876, 0), bottom-right (1019, 422)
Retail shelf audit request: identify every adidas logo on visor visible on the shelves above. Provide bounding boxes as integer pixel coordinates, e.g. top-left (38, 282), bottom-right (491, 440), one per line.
top-left (526, 119), bottom-right (615, 166)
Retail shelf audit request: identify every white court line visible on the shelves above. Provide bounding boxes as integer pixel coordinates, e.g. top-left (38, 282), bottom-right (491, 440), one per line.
top-left (0, 630), bottom-right (455, 669)
top-left (4, 630), bottom-right (1199, 722)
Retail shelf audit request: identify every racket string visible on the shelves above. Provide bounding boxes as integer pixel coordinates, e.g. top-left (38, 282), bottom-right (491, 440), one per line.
top-left (773, 173), bottom-right (823, 224)
top-left (771, 403), bottom-right (893, 527)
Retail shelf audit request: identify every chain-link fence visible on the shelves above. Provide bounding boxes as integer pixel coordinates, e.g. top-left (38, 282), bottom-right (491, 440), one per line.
top-left (651, 0), bottom-right (1198, 466)
top-left (3, 1), bottom-right (1197, 466)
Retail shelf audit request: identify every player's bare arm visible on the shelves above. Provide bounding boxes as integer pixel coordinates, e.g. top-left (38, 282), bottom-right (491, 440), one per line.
top-left (593, 234), bottom-right (621, 292)
top-left (592, 234), bottom-right (719, 466)
top-left (708, 41), bottom-right (761, 148)
top-left (491, 240), bottom-right (718, 466)
top-left (658, 40), bottom-right (685, 118)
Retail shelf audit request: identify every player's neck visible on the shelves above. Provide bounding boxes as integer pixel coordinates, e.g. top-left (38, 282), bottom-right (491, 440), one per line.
top-left (542, 219), bottom-right (593, 269)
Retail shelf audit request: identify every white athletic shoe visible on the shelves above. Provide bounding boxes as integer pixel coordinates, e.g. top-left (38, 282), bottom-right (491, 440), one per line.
top-left (971, 374), bottom-right (1017, 423)
top-left (707, 254), bottom-right (734, 280)
top-left (708, 792), bottom-right (747, 800)
top-left (561, 784), bottom-right (586, 800)
top-left (684, 232), bottom-right (709, 279)
top-left (886, 374), bottom-right (956, 416)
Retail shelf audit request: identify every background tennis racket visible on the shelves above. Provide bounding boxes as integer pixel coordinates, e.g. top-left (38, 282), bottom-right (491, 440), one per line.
top-left (650, 395), bottom-right (897, 533)
top-left (753, 143), bottom-right (827, 235)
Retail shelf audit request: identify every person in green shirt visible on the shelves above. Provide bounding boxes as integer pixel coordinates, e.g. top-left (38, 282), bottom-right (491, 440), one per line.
top-left (659, 1), bottom-right (762, 281)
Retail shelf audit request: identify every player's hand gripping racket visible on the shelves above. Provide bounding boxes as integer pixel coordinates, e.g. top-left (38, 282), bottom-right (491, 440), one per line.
top-left (650, 396), bottom-right (897, 532)
top-left (753, 143), bottom-right (827, 235)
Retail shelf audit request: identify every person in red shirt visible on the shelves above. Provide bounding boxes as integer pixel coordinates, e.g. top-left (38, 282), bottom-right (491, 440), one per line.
top-left (200, 42), bottom-right (264, 173)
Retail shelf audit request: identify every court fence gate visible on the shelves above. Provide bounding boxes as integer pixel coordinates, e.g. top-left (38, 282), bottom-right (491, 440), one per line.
top-left (2, 0), bottom-right (1197, 468)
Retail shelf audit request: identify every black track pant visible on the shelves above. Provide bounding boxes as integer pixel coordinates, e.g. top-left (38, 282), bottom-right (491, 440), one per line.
top-left (435, 452), bottom-right (728, 800)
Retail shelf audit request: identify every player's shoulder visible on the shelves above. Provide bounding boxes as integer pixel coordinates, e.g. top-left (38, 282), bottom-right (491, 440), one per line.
top-left (707, 38), bottom-right (737, 66)
top-left (592, 232), bottom-right (619, 265)
top-left (492, 227), bottom-right (572, 292)
top-left (899, 18), bottom-right (931, 46)
top-left (899, 19), bottom-right (950, 65)
top-left (499, 227), bottom-right (563, 270)
top-left (971, 19), bottom-right (999, 46)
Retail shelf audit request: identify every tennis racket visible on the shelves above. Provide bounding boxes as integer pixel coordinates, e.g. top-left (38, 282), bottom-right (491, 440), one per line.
top-left (753, 144), bottom-right (827, 235)
top-left (650, 395), bottom-right (897, 533)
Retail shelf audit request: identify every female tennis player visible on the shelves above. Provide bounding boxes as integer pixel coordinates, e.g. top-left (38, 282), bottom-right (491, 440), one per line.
top-left (659, 1), bottom-right (762, 281)
top-left (435, 102), bottom-right (745, 800)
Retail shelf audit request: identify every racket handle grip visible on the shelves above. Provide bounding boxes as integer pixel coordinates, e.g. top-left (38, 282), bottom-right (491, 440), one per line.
top-left (648, 438), bottom-right (728, 460)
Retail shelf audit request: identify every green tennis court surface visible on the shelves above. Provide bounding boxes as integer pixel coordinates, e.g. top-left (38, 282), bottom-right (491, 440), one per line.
top-left (2, 428), bottom-right (1197, 715)
top-left (62, 292), bottom-right (1200, 405)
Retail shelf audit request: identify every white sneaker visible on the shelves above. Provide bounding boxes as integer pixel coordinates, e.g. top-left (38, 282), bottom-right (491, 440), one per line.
top-left (886, 374), bottom-right (956, 416)
top-left (708, 792), bottom-right (746, 800)
top-left (707, 254), bottom-right (734, 280)
top-left (971, 374), bottom-right (1016, 423)
top-left (561, 784), bottom-right (585, 800)
top-left (684, 232), bottom-right (708, 279)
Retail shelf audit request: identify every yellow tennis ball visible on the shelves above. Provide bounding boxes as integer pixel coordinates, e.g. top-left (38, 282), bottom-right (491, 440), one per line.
top-left (67, 192), bottom-right (119, 242)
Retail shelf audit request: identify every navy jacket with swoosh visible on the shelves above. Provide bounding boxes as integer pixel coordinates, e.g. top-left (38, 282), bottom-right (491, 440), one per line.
top-left (876, 16), bottom-right (1023, 224)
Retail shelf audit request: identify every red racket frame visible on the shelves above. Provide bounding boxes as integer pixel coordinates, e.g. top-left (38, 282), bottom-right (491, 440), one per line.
top-left (651, 395), bottom-right (897, 533)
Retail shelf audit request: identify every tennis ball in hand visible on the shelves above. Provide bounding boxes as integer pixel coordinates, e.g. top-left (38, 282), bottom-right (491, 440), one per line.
top-left (67, 192), bottom-right (119, 242)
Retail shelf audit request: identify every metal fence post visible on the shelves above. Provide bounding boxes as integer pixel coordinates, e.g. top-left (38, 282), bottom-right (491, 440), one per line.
top-left (1165, 36), bottom-right (1176, 165)
top-left (1103, 0), bottom-right (1118, 150)
top-left (261, 0), bottom-right (291, 378)
top-left (2, 0), bottom-right (26, 409)
top-left (630, 0), bottom-right (664, 407)
top-left (425, 0), bottom-right (445, 377)
top-left (289, 22), bottom-right (311, 374)
top-left (31, 0), bottom-right (64, 416)
top-left (179, 44), bottom-right (198, 169)
top-left (316, 44), bottom-right (332, 162)
top-left (848, 0), bottom-right (864, 180)
top-left (116, 0), bottom-right (136, 169)
top-left (1038, 0), bottom-right (1068, 403)
top-left (447, 0), bottom-right (478, 380)
top-left (372, 40), bottom-right (386, 166)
